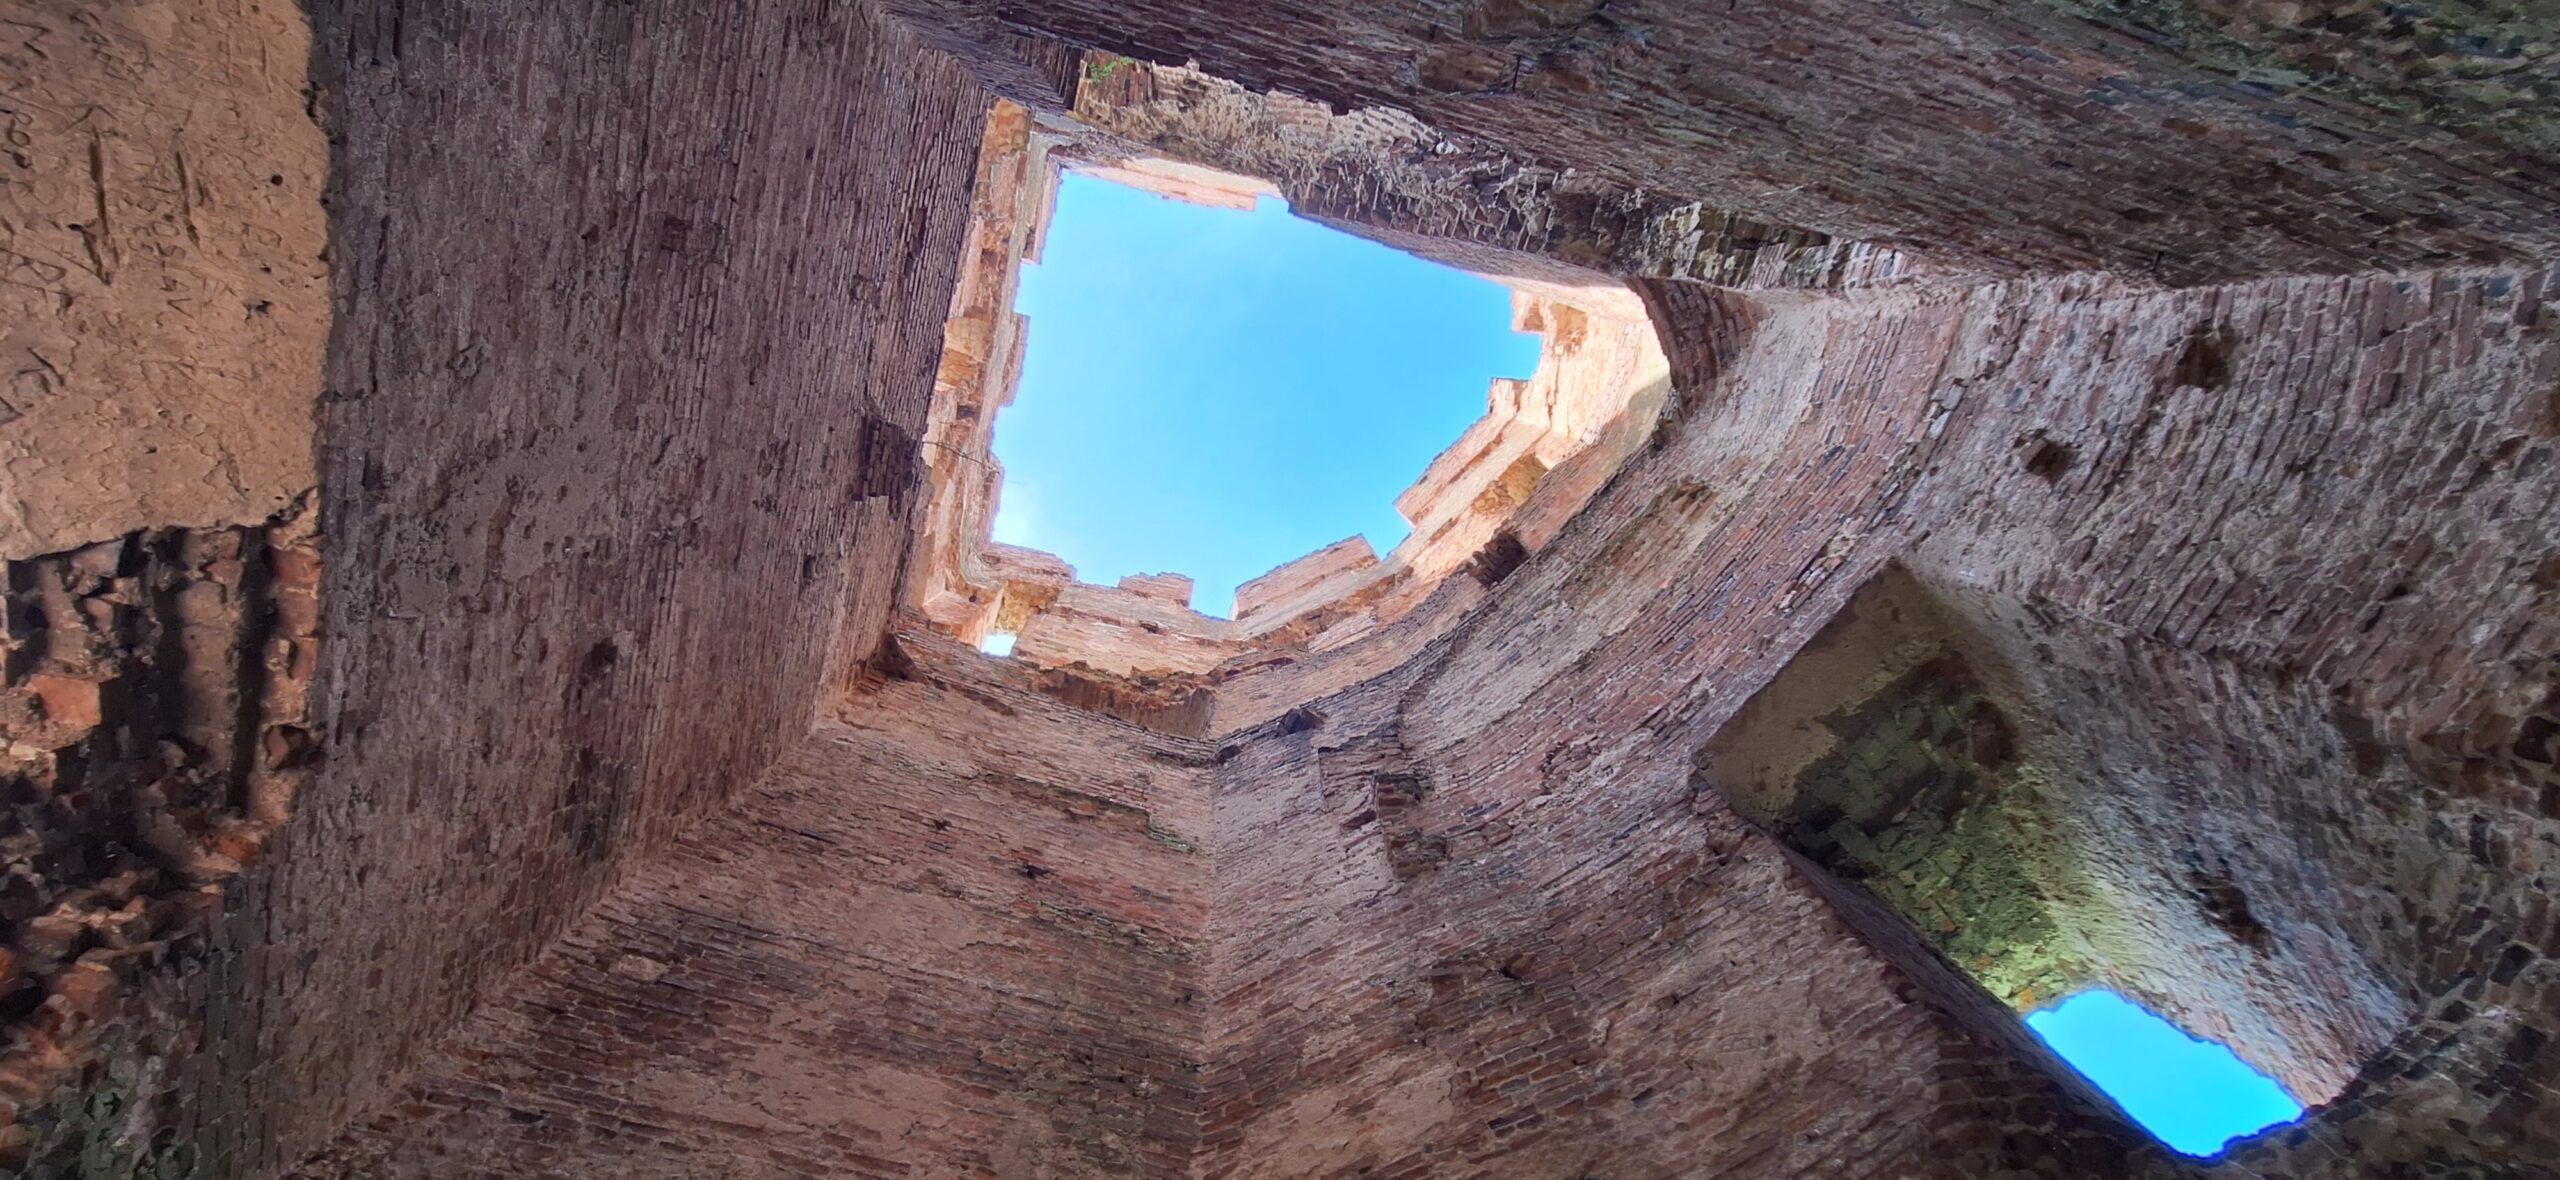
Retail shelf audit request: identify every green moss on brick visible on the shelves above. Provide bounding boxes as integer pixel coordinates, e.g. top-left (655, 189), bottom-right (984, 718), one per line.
top-left (1779, 654), bottom-right (2129, 1009)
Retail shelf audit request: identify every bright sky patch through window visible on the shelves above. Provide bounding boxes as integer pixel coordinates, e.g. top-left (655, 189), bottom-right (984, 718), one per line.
top-left (2027, 990), bottom-right (2305, 1156)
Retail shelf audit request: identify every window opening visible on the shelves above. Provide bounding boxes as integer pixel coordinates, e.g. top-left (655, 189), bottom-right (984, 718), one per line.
top-left (1697, 566), bottom-right (2397, 1153)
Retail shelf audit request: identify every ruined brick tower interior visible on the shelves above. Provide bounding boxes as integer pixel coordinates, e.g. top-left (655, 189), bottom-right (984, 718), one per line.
top-left (4, 0), bottom-right (2560, 1175)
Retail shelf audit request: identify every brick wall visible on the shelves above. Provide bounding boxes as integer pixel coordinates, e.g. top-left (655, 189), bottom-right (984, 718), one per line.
top-left (276, 249), bottom-right (2555, 1173)
top-left (895, 0), bottom-right (2560, 283)
top-left (1185, 262), bottom-right (2559, 1175)
top-left (304, 629), bottom-right (1214, 1177)
top-left (143, 2), bottom-right (991, 1173)
top-left (1898, 267), bottom-right (2560, 1173)
top-left (1198, 688), bottom-right (2168, 1177)
top-left (1066, 59), bottom-right (1911, 292)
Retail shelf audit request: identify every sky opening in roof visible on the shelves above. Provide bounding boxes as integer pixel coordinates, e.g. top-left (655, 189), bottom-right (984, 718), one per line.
top-left (2027, 989), bottom-right (2306, 1157)
top-left (994, 172), bottom-right (1542, 618)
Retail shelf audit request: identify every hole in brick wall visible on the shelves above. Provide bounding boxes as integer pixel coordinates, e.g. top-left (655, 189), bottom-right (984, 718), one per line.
top-left (979, 632), bottom-right (1018, 657)
top-left (2172, 325), bottom-right (2237, 390)
top-left (578, 638), bottom-right (618, 683)
top-left (2019, 432), bottom-right (2076, 481)
top-left (1466, 529), bottom-right (1531, 586)
top-left (868, 635), bottom-right (920, 682)
top-left (989, 171), bottom-right (1540, 617)
top-left (2028, 990), bottom-right (2304, 1156)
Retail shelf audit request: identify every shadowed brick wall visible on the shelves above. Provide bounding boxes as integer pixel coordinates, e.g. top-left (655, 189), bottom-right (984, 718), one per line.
top-left (894, 0), bottom-right (2560, 284)
top-left (24, 1), bottom-right (994, 1173)
top-left (301, 630), bottom-right (1213, 1177)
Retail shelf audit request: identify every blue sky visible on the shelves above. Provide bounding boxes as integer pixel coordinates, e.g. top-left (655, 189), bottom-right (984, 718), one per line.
top-left (994, 173), bottom-right (1542, 617)
top-left (2028, 990), bottom-right (2304, 1156)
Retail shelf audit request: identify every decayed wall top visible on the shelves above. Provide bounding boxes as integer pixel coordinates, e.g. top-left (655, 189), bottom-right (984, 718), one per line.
top-left (906, 95), bottom-right (1672, 679)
